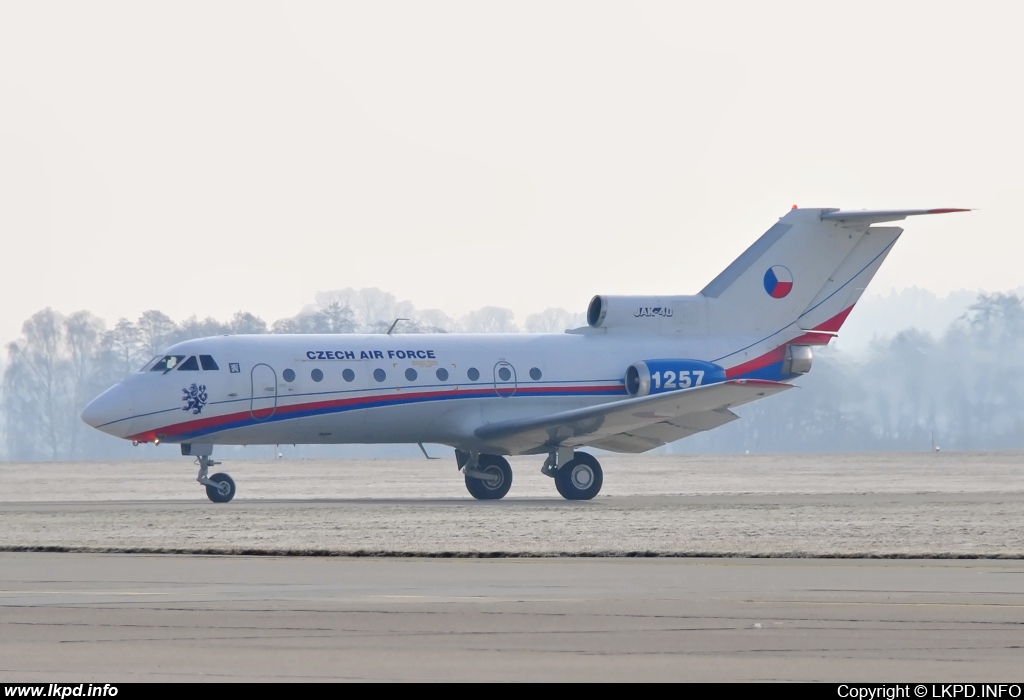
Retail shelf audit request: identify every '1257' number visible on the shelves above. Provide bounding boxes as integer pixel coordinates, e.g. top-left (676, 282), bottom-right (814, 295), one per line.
top-left (651, 370), bottom-right (705, 390)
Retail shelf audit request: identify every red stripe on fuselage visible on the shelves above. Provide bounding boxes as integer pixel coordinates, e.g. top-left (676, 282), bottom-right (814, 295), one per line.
top-left (725, 346), bottom-right (787, 378)
top-left (127, 383), bottom-right (623, 442)
top-left (725, 305), bottom-right (859, 377)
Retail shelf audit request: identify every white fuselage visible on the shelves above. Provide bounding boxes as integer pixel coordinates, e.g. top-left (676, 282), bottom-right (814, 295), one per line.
top-left (82, 328), bottom-right (789, 455)
top-left (78, 207), bottom-right (967, 503)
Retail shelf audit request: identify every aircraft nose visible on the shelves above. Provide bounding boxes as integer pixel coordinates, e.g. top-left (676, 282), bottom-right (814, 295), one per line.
top-left (81, 382), bottom-right (135, 437)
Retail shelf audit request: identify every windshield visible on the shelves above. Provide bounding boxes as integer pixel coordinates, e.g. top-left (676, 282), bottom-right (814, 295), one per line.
top-left (149, 355), bottom-right (186, 372)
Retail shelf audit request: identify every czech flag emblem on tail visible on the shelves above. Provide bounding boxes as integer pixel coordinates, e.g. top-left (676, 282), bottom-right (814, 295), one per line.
top-left (763, 265), bottom-right (793, 299)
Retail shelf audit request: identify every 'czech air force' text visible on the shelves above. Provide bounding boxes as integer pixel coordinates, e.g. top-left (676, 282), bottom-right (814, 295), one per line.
top-left (306, 349), bottom-right (436, 361)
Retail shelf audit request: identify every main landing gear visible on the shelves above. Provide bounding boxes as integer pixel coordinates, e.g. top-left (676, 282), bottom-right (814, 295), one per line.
top-left (184, 444), bottom-right (236, 503)
top-left (548, 451), bottom-right (603, 500)
top-left (456, 448), bottom-right (604, 501)
top-left (458, 452), bottom-right (514, 500)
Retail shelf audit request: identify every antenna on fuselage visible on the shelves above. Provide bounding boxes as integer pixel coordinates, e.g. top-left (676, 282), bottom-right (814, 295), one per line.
top-left (386, 318), bottom-right (410, 335)
top-left (418, 443), bottom-right (441, 460)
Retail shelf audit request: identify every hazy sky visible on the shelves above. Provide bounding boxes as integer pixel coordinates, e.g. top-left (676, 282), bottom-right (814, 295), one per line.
top-left (1, 1), bottom-right (1020, 346)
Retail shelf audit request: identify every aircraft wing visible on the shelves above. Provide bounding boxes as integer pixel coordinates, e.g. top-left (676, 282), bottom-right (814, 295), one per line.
top-left (474, 379), bottom-right (793, 455)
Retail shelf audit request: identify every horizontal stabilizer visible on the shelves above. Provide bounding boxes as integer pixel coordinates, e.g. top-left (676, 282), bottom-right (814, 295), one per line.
top-left (820, 208), bottom-right (970, 225)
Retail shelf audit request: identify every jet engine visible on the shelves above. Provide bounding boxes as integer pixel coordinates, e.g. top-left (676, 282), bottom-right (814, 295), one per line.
top-left (625, 359), bottom-right (727, 397)
top-left (586, 295), bottom-right (709, 334)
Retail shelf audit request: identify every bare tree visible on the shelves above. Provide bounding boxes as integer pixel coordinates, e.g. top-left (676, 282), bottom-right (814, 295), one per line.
top-left (136, 310), bottom-right (178, 357)
top-left (314, 301), bottom-right (357, 333)
top-left (413, 309), bottom-right (455, 333)
top-left (315, 288), bottom-right (415, 332)
top-left (229, 311), bottom-right (268, 334)
top-left (524, 308), bottom-right (585, 333)
top-left (2, 309), bottom-right (110, 459)
top-left (271, 316), bottom-right (305, 334)
top-left (178, 315), bottom-right (231, 341)
top-left (456, 306), bottom-right (519, 333)
top-left (105, 318), bottom-right (144, 377)
top-left (63, 311), bottom-right (111, 457)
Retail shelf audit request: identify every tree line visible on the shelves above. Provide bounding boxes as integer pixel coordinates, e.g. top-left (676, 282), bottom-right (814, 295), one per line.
top-left (3, 289), bottom-right (1022, 460)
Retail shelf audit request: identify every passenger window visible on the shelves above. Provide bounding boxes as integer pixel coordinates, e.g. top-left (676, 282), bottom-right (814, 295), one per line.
top-left (150, 355), bottom-right (186, 372)
top-left (177, 356), bottom-right (200, 371)
top-left (200, 355), bottom-right (219, 370)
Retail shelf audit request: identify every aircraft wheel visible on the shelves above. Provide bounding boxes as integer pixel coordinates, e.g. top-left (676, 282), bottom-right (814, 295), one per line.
top-left (206, 473), bottom-right (236, 503)
top-left (555, 452), bottom-right (603, 500)
top-left (465, 454), bottom-right (513, 500)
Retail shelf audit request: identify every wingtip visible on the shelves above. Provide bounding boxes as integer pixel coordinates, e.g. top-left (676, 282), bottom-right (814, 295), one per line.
top-left (927, 208), bottom-right (972, 214)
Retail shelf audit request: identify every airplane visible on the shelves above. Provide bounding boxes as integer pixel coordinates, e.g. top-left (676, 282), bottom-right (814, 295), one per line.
top-left (81, 206), bottom-right (968, 503)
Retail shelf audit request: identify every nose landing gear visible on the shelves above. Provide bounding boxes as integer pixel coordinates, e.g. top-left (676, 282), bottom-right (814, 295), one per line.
top-left (185, 444), bottom-right (237, 503)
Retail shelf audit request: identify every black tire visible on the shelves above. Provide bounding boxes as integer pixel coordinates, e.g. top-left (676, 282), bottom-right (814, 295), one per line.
top-left (554, 452), bottom-right (603, 500)
top-left (206, 472), bottom-right (236, 503)
top-left (465, 454), bottom-right (513, 500)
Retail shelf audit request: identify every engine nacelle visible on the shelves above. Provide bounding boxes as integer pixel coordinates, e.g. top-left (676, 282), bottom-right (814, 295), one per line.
top-left (586, 295), bottom-right (709, 334)
top-left (625, 359), bottom-right (727, 397)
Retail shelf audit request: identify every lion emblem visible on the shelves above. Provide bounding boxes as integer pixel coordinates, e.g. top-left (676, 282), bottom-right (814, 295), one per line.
top-left (182, 383), bottom-right (208, 415)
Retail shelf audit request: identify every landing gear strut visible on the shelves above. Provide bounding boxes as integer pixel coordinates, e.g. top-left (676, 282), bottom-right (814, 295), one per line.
top-left (185, 444), bottom-right (236, 503)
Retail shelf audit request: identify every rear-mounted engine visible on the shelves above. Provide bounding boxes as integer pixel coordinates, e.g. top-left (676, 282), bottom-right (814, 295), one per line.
top-left (625, 359), bottom-right (727, 397)
top-left (587, 295), bottom-right (708, 334)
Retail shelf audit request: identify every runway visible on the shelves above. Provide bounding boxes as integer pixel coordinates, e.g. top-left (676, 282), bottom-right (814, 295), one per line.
top-left (1, 452), bottom-right (1023, 681)
top-left (1, 452), bottom-right (1022, 556)
top-left (2, 554), bottom-right (1023, 682)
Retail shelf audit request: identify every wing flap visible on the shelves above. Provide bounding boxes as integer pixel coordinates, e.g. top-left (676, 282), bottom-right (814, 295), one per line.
top-left (588, 408), bottom-right (740, 453)
top-left (474, 379), bottom-right (793, 455)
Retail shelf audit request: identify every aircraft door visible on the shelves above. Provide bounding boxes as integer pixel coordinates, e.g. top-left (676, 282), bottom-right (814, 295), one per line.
top-left (493, 361), bottom-right (517, 398)
top-left (250, 363), bottom-right (278, 421)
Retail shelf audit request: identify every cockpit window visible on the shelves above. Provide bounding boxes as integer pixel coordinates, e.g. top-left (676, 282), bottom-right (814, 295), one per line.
top-left (140, 356), bottom-right (163, 372)
top-left (150, 355), bottom-right (186, 372)
top-left (177, 356), bottom-right (200, 371)
top-left (199, 355), bottom-right (219, 370)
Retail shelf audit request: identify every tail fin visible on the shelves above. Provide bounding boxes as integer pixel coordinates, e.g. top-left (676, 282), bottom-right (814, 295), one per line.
top-left (576, 207), bottom-right (967, 339)
top-left (700, 207), bottom-right (968, 336)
